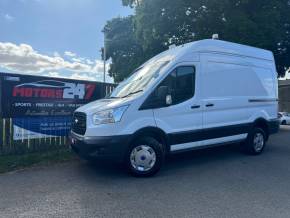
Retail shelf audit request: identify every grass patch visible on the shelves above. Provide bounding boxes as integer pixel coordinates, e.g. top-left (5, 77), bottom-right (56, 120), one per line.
top-left (0, 149), bottom-right (76, 174)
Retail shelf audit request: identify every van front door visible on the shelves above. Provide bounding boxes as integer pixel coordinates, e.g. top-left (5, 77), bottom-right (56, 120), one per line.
top-left (149, 63), bottom-right (203, 152)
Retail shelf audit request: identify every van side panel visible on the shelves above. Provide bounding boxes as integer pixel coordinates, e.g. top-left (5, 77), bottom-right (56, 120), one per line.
top-left (201, 53), bottom-right (277, 131)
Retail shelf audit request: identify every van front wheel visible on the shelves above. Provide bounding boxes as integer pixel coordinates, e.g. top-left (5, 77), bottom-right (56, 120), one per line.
top-left (126, 137), bottom-right (165, 177)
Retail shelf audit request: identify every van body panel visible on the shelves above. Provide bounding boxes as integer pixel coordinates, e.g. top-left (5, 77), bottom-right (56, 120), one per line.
top-left (200, 52), bottom-right (277, 132)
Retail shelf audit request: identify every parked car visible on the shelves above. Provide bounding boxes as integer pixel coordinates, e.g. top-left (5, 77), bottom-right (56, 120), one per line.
top-left (279, 112), bottom-right (290, 125)
top-left (70, 39), bottom-right (280, 177)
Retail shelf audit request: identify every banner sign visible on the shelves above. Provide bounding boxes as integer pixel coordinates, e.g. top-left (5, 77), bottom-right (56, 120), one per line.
top-left (13, 116), bottom-right (72, 140)
top-left (0, 73), bottom-right (114, 118)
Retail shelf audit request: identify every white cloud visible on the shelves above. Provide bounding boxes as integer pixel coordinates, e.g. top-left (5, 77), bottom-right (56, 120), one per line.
top-left (43, 71), bottom-right (113, 83)
top-left (70, 73), bottom-right (96, 81)
top-left (0, 42), bottom-right (88, 72)
top-left (3, 14), bottom-right (14, 21)
top-left (45, 71), bottom-right (61, 78)
top-left (86, 59), bottom-right (94, 65)
top-left (0, 42), bottom-right (113, 82)
top-left (70, 72), bottom-right (113, 82)
top-left (53, 51), bottom-right (61, 57)
top-left (93, 60), bottom-right (108, 73)
top-left (64, 51), bottom-right (76, 57)
top-left (64, 51), bottom-right (97, 68)
top-left (72, 57), bottom-right (84, 63)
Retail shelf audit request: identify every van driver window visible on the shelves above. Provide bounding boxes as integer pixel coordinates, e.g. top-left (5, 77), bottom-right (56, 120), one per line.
top-left (159, 66), bottom-right (195, 105)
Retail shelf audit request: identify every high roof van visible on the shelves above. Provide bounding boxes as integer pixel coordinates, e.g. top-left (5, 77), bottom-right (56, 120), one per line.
top-left (70, 39), bottom-right (280, 176)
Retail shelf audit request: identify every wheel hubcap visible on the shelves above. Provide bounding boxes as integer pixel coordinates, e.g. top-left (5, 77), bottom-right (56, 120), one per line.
top-left (130, 145), bottom-right (156, 172)
top-left (253, 133), bottom-right (264, 152)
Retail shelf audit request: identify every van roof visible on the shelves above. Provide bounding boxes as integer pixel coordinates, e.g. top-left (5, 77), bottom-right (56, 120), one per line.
top-left (173, 39), bottom-right (274, 61)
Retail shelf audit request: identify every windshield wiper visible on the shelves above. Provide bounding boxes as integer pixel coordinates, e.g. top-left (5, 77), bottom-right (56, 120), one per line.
top-left (121, 90), bottom-right (143, 98)
top-left (107, 96), bottom-right (120, 99)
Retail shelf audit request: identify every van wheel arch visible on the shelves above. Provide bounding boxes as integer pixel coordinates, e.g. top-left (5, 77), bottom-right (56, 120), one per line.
top-left (253, 118), bottom-right (269, 140)
top-left (129, 127), bottom-right (169, 154)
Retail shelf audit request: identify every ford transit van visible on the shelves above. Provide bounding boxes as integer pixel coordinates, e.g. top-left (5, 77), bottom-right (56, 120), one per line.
top-left (70, 39), bottom-right (280, 176)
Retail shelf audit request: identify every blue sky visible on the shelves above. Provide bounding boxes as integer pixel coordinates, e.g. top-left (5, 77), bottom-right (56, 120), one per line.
top-left (0, 0), bottom-right (132, 82)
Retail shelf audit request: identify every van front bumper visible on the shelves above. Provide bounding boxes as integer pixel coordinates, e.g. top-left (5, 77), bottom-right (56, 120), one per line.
top-left (69, 131), bottom-right (131, 162)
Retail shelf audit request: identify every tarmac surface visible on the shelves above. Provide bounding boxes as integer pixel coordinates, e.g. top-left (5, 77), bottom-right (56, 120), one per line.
top-left (1, 126), bottom-right (290, 218)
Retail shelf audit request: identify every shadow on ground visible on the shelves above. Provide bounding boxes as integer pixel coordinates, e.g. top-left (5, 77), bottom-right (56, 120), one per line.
top-left (77, 142), bottom-right (244, 179)
top-left (77, 125), bottom-right (290, 179)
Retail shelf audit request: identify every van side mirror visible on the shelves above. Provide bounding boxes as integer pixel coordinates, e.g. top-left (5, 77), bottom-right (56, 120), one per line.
top-left (157, 86), bottom-right (168, 99)
top-left (166, 94), bottom-right (172, 105)
top-left (157, 86), bottom-right (172, 105)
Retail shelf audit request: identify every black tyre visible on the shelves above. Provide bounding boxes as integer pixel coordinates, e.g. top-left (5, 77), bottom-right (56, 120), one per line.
top-left (243, 127), bottom-right (267, 155)
top-left (125, 137), bottom-right (165, 177)
top-left (281, 120), bottom-right (286, 125)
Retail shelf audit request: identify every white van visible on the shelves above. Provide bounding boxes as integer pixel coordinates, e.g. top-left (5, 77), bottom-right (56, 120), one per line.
top-left (70, 39), bottom-right (280, 176)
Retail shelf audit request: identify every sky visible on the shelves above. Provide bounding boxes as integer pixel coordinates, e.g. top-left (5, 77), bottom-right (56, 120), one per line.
top-left (0, 0), bottom-right (132, 82)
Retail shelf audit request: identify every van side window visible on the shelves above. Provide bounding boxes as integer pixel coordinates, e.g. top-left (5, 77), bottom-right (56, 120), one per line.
top-left (140, 66), bottom-right (195, 109)
top-left (175, 66), bottom-right (195, 104)
top-left (159, 66), bottom-right (195, 105)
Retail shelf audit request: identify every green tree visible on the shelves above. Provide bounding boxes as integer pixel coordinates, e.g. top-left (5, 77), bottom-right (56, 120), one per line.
top-left (122, 0), bottom-right (141, 8)
top-left (106, 0), bottom-right (290, 82)
top-left (103, 16), bottom-right (143, 82)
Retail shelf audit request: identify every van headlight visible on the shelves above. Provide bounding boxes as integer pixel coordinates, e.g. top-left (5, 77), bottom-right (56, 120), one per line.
top-left (92, 105), bottom-right (129, 125)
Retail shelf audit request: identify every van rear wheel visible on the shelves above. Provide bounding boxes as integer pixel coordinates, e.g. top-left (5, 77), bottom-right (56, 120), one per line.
top-left (126, 137), bottom-right (165, 177)
top-left (243, 127), bottom-right (267, 155)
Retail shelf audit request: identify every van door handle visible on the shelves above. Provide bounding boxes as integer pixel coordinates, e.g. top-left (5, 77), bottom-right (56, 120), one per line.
top-left (206, 103), bottom-right (214, 107)
top-left (191, 105), bottom-right (200, 109)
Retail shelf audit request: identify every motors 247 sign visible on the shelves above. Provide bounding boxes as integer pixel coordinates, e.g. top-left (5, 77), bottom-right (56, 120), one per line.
top-left (0, 73), bottom-right (112, 118)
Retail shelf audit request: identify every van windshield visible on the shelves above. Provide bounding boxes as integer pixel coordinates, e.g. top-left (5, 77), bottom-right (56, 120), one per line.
top-left (109, 61), bottom-right (169, 98)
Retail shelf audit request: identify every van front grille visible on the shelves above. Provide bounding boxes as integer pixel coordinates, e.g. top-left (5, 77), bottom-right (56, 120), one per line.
top-left (72, 112), bottom-right (86, 135)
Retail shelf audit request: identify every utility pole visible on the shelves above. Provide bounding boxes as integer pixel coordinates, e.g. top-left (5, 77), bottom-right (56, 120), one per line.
top-left (103, 33), bottom-right (106, 83)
